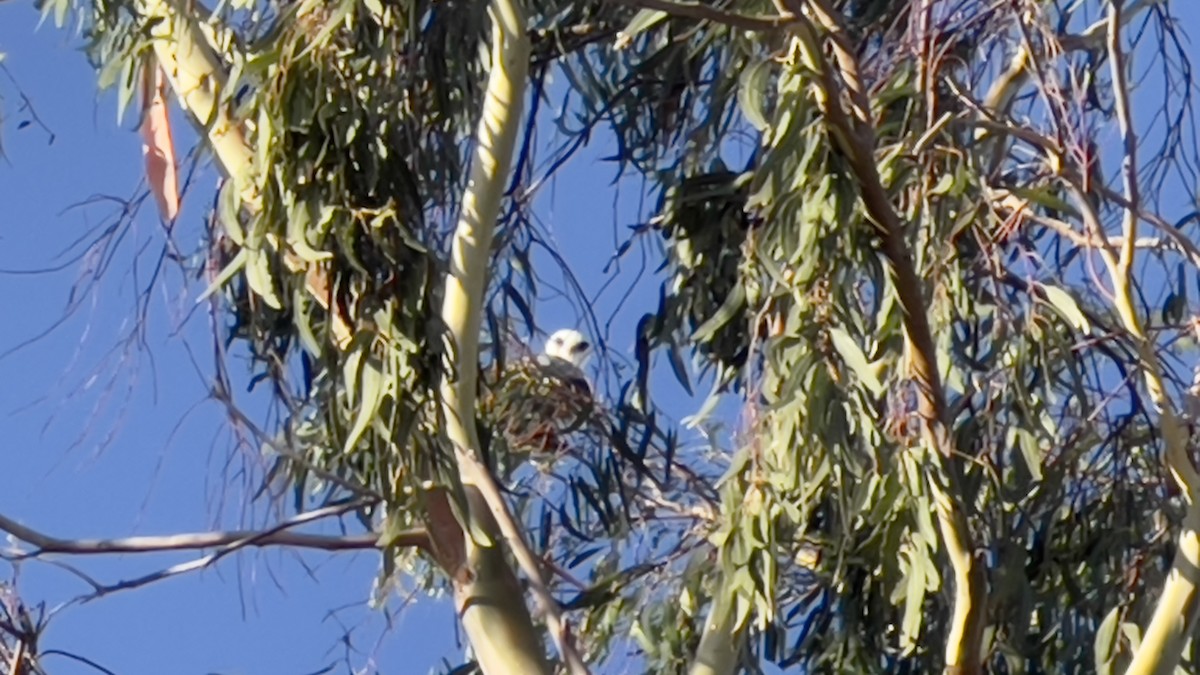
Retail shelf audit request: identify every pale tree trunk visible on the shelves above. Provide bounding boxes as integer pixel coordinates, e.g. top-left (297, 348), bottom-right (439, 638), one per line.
top-left (1083, 4), bottom-right (1200, 671)
top-left (688, 577), bottom-right (744, 675)
top-left (433, 0), bottom-right (563, 672)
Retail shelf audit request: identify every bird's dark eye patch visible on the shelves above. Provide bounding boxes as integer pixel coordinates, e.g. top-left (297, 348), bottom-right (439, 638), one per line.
top-left (571, 341), bottom-right (590, 353)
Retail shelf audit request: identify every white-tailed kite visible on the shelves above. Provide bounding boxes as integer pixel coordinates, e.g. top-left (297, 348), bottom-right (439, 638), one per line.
top-left (537, 328), bottom-right (592, 395)
top-left (487, 328), bottom-right (596, 462)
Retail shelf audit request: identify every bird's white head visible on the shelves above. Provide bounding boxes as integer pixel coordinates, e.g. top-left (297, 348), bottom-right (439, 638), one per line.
top-left (544, 329), bottom-right (592, 368)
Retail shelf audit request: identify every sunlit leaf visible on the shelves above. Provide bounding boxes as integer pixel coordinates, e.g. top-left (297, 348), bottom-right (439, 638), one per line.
top-left (1041, 284), bottom-right (1090, 333)
top-left (828, 327), bottom-right (884, 395)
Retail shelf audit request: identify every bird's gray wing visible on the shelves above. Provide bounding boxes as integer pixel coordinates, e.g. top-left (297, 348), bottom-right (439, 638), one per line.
top-left (535, 354), bottom-right (591, 397)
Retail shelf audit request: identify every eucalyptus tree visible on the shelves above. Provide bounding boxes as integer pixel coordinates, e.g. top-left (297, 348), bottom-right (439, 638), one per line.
top-left (8, 0), bottom-right (1200, 673)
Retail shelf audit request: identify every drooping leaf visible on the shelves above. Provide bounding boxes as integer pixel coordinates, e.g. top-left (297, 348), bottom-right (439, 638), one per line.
top-left (828, 327), bottom-right (884, 395)
top-left (1041, 284), bottom-right (1090, 333)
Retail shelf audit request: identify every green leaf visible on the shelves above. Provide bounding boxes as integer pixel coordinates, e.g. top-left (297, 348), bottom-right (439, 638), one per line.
top-left (1119, 621), bottom-right (1142, 653)
top-left (296, 0), bottom-right (356, 59)
top-left (929, 173), bottom-right (955, 196)
top-left (293, 287), bottom-right (324, 357)
top-left (615, 10), bottom-right (668, 49)
top-left (219, 182), bottom-right (246, 245)
top-left (691, 284), bottom-right (745, 343)
top-left (255, 103), bottom-right (274, 178)
top-left (913, 493), bottom-right (939, 554)
top-left (899, 549), bottom-right (926, 652)
top-left (362, 0), bottom-right (385, 21)
top-left (244, 247), bottom-right (283, 309)
top-left (828, 327), bottom-right (884, 395)
top-left (733, 591), bottom-right (752, 632)
top-left (287, 199), bottom-right (333, 263)
top-left (737, 58), bottom-right (772, 132)
top-left (1011, 427), bottom-right (1043, 481)
top-left (1041, 284), bottom-right (1090, 332)
top-left (116, 54), bottom-right (140, 126)
top-left (195, 248), bottom-right (247, 304)
top-left (1008, 184), bottom-right (1078, 217)
top-left (683, 379), bottom-right (723, 429)
top-left (665, 340), bottom-right (693, 396)
top-left (1093, 606), bottom-right (1120, 673)
top-left (343, 351), bottom-right (387, 455)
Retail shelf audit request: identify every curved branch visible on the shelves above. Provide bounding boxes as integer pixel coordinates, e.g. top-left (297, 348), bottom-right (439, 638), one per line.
top-left (777, 1), bottom-right (986, 671)
top-left (1104, 1), bottom-right (1200, 670)
top-left (435, 1), bottom-right (590, 674)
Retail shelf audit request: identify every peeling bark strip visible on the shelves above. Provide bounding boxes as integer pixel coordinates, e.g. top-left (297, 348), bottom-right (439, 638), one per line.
top-left (424, 486), bottom-right (472, 585)
top-left (139, 0), bottom-right (255, 202)
top-left (140, 60), bottom-right (180, 222)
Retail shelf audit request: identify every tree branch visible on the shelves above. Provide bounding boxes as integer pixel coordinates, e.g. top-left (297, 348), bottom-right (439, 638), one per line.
top-left (605, 0), bottom-right (797, 32)
top-left (777, 1), bottom-right (986, 671)
top-left (1100, 1), bottom-right (1200, 671)
top-left (435, 1), bottom-right (589, 673)
top-left (457, 453), bottom-right (589, 671)
top-left (0, 499), bottom-right (413, 558)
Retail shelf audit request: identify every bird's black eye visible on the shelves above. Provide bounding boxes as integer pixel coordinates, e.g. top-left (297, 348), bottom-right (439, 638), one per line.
top-left (571, 341), bottom-right (590, 353)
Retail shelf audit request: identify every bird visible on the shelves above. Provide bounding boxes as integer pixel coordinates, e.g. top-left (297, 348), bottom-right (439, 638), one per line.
top-left (484, 328), bottom-right (597, 467)
top-left (537, 328), bottom-right (592, 395)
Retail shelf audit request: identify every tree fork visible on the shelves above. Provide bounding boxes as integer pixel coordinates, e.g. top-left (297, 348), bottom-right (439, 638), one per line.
top-left (1099, 4), bottom-right (1200, 670)
top-left (435, 1), bottom-right (589, 673)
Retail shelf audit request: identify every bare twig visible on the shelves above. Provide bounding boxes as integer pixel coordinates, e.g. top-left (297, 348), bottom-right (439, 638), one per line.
top-left (605, 0), bottom-right (797, 32)
top-left (39, 650), bottom-right (119, 675)
top-left (0, 64), bottom-right (56, 148)
top-left (0, 499), bottom-right (418, 559)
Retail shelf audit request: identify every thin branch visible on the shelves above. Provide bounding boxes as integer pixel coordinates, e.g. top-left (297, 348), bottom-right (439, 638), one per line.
top-left (0, 499), bottom-right (420, 558)
top-left (457, 451), bottom-right (587, 673)
top-left (38, 650), bottom-right (118, 675)
top-left (0, 63), bottom-right (56, 147)
top-left (1109, 0), bottom-right (1141, 271)
top-left (605, 0), bottom-right (797, 32)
